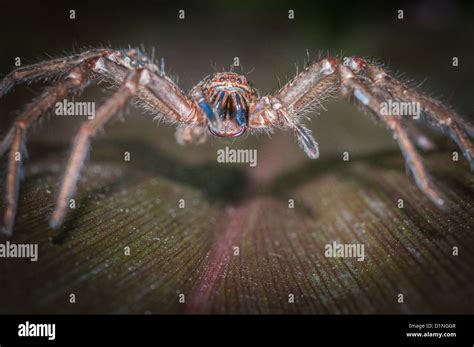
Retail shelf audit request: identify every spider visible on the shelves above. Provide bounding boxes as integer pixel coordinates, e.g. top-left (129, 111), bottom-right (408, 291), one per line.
top-left (0, 48), bottom-right (473, 236)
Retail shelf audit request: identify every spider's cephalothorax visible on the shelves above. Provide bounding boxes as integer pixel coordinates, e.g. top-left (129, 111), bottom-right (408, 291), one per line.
top-left (194, 72), bottom-right (259, 137)
top-left (0, 48), bottom-right (473, 236)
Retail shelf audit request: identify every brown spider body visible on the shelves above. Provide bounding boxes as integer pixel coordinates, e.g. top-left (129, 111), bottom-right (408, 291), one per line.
top-left (193, 72), bottom-right (259, 137)
top-left (0, 48), bottom-right (473, 236)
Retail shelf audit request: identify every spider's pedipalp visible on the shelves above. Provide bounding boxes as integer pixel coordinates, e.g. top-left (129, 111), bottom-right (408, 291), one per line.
top-left (294, 123), bottom-right (319, 159)
top-left (1, 64), bottom-right (90, 236)
top-left (247, 58), bottom-right (338, 159)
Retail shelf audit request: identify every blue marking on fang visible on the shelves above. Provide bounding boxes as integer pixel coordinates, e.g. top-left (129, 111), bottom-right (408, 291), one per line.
top-left (234, 94), bottom-right (247, 126)
top-left (199, 100), bottom-right (219, 125)
top-left (213, 92), bottom-right (225, 116)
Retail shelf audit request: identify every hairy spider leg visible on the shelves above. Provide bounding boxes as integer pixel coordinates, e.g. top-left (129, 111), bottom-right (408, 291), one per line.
top-left (401, 119), bottom-right (436, 151)
top-left (248, 56), bottom-right (473, 205)
top-left (1, 49), bottom-right (207, 235)
top-left (0, 50), bottom-right (102, 97)
top-left (338, 64), bottom-right (445, 206)
top-left (363, 62), bottom-right (474, 169)
top-left (1, 64), bottom-right (89, 236)
top-left (2, 50), bottom-right (474, 234)
top-left (50, 69), bottom-right (147, 228)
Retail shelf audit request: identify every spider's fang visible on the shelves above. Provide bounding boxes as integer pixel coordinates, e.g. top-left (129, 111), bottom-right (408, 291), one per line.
top-left (232, 93), bottom-right (247, 127)
top-left (212, 91), bottom-right (226, 116)
top-left (199, 98), bottom-right (222, 131)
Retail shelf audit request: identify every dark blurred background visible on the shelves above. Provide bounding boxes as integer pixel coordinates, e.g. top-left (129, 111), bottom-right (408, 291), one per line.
top-left (0, 0), bottom-right (473, 172)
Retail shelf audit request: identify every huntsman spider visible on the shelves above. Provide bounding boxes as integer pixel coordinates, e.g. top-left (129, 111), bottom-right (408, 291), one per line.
top-left (1, 48), bottom-right (473, 236)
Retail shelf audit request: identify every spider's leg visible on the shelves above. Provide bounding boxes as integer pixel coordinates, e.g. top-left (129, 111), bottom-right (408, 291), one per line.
top-left (49, 57), bottom-right (207, 228)
top-left (0, 49), bottom-right (102, 97)
top-left (49, 68), bottom-right (147, 229)
top-left (0, 64), bottom-right (90, 158)
top-left (248, 58), bottom-right (339, 158)
top-left (1, 48), bottom-right (205, 126)
top-left (2, 125), bottom-right (25, 236)
top-left (345, 60), bottom-right (437, 152)
top-left (0, 128), bottom-right (14, 158)
top-left (94, 58), bottom-right (206, 126)
top-left (249, 55), bottom-right (469, 205)
top-left (357, 59), bottom-right (474, 169)
top-left (145, 71), bottom-right (206, 125)
top-left (402, 119), bottom-right (436, 151)
top-left (338, 65), bottom-right (445, 206)
top-left (1, 65), bottom-right (89, 236)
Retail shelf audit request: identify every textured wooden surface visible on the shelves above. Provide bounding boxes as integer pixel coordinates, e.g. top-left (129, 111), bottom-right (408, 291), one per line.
top-left (0, 118), bottom-right (473, 314)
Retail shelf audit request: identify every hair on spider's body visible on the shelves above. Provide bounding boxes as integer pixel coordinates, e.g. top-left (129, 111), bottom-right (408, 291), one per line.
top-left (190, 71), bottom-right (260, 137)
top-left (0, 47), bottom-right (473, 236)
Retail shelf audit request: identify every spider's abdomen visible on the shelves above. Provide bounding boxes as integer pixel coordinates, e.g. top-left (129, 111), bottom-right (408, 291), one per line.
top-left (203, 72), bottom-right (258, 137)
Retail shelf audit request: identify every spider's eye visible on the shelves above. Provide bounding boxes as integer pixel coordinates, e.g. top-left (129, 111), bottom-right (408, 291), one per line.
top-left (219, 77), bottom-right (225, 82)
top-left (237, 78), bottom-right (242, 84)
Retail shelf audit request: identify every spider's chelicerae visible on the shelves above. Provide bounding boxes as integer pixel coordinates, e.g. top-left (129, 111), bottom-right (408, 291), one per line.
top-left (0, 48), bottom-right (473, 236)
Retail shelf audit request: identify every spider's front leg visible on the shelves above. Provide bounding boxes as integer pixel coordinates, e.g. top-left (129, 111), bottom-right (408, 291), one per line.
top-left (1, 49), bottom-right (208, 235)
top-left (49, 59), bottom-right (208, 229)
top-left (249, 56), bottom-right (473, 206)
top-left (248, 58), bottom-right (339, 158)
